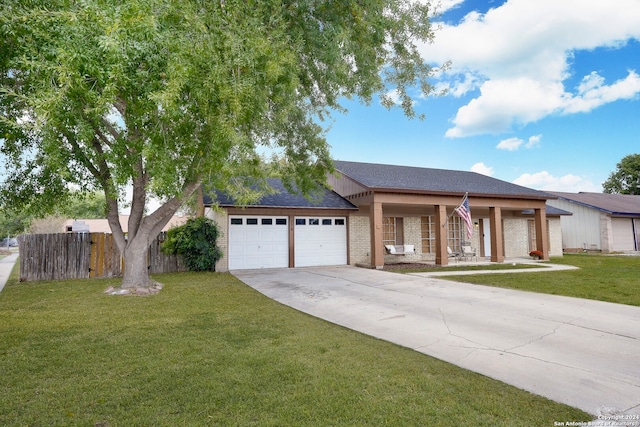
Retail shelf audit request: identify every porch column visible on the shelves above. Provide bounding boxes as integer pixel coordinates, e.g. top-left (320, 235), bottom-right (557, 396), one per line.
top-left (370, 199), bottom-right (384, 269)
top-left (435, 204), bottom-right (448, 266)
top-left (489, 206), bottom-right (504, 263)
top-left (534, 207), bottom-right (550, 260)
top-left (478, 220), bottom-right (486, 258)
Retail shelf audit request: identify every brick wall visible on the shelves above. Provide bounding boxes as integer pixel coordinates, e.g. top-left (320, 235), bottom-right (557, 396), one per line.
top-left (503, 218), bottom-right (529, 257)
top-left (503, 217), bottom-right (563, 258)
top-left (206, 208), bottom-right (229, 272)
top-left (548, 218), bottom-right (563, 257)
top-left (348, 215), bottom-right (371, 265)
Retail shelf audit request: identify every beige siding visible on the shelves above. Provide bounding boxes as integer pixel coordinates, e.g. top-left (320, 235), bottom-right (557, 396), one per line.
top-left (327, 173), bottom-right (367, 197)
top-left (547, 199), bottom-right (601, 250)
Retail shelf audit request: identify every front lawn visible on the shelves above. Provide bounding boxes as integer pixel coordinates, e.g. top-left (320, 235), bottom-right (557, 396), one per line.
top-left (438, 254), bottom-right (640, 306)
top-left (0, 269), bottom-right (590, 426)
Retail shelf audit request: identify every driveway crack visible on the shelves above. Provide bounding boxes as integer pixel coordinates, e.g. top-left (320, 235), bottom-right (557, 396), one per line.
top-left (438, 308), bottom-right (488, 350)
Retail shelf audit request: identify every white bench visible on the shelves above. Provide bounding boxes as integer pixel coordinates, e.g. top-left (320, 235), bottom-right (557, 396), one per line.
top-left (385, 244), bottom-right (415, 255)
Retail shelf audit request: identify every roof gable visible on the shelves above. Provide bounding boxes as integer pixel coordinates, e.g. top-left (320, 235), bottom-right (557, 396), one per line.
top-left (549, 192), bottom-right (640, 216)
top-left (204, 178), bottom-right (357, 210)
top-left (334, 160), bottom-right (550, 199)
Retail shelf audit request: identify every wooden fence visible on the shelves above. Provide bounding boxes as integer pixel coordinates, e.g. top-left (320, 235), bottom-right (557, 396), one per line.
top-left (18, 232), bottom-right (187, 282)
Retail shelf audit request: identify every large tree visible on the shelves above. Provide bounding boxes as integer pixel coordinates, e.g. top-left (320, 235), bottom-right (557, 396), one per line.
top-left (0, 0), bottom-right (440, 288)
top-left (603, 154), bottom-right (640, 195)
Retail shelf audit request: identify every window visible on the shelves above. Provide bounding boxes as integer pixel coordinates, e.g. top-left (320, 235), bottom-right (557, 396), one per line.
top-left (246, 218), bottom-right (258, 225)
top-left (335, 219), bottom-right (345, 226)
top-left (421, 216), bottom-right (435, 254)
top-left (262, 218), bottom-right (273, 225)
top-left (322, 219), bottom-right (332, 225)
top-left (309, 218), bottom-right (319, 225)
top-left (383, 217), bottom-right (404, 247)
top-left (447, 216), bottom-right (463, 252)
top-left (528, 219), bottom-right (551, 252)
top-left (276, 218), bottom-right (287, 225)
top-left (296, 218), bottom-right (306, 225)
top-left (383, 217), bottom-right (396, 247)
top-left (230, 218), bottom-right (243, 225)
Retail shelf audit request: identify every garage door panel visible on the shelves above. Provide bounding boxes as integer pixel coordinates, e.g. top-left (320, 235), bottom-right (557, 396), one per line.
top-left (228, 217), bottom-right (289, 270)
top-left (612, 218), bottom-right (636, 251)
top-left (295, 217), bottom-right (347, 267)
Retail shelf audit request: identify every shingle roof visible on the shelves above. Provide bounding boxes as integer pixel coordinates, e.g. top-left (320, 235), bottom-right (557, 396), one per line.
top-left (522, 206), bottom-right (573, 216)
top-left (204, 178), bottom-right (357, 210)
top-left (548, 192), bottom-right (640, 216)
top-left (334, 160), bottom-right (551, 199)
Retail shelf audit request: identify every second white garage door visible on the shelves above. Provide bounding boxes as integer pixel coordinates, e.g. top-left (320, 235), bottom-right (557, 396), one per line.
top-left (294, 217), bottom-right (347, 267)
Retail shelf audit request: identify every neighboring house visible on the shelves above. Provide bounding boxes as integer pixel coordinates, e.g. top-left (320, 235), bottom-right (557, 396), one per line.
top-left (547, 192), bottom-right (640, 253)
top-left (63, 215), bottom-right (189, 233)
top-left (205, 161), bottom-right (567, 272)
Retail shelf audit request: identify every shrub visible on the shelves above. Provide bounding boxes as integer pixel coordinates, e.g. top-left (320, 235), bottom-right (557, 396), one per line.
top-left (163, 217), bottom-right (222, 271)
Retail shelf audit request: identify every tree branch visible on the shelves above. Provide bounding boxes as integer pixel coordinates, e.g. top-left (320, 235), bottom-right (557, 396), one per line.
top-left (144, 178), bottom-right (202, 240)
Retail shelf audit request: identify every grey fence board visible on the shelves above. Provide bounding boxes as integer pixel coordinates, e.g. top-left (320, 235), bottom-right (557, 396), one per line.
top-left (18, 232), bottom-right (187, 282)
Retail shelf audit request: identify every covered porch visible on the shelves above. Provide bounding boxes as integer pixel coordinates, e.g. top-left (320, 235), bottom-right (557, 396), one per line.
top-left (345, 191), bottom-right (550, 270)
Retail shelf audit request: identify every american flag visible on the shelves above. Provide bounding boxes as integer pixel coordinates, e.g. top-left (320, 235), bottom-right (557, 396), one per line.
top-left (454, 195), bottom-right (473, 240)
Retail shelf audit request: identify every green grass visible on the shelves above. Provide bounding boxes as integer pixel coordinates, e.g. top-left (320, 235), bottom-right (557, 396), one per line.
top-left (439, 254), bottom-right (640, 306)
top-left (0, 266), bottom-right (590, 426)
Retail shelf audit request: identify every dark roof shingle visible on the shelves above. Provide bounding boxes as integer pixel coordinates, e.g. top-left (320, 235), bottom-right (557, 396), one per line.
top-left (549, 192), bottom-right (640, 216)
top-left (334, 160), bottom-right (551, 199)
top-left (204, 178), bottom-right (357, 210)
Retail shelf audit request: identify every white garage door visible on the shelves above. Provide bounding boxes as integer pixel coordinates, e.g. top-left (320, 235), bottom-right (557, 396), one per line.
top-left (612, 218), bottom-right (636, 251)
top-left (228, 216), bottom-right (289, 270)
top-left (294, 217), bottom-right (347, 267)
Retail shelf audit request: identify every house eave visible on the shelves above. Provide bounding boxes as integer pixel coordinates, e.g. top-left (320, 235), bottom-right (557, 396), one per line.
top-left (366, 187), bottom-right (552, 201)
top-left (210, 203), bottom-right (358, 210)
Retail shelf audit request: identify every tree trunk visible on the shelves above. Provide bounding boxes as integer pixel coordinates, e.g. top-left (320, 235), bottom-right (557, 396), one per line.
top-left (115, 180), bottom-right (202, 289)
top-left (121, 235), bottom-right (152, 289)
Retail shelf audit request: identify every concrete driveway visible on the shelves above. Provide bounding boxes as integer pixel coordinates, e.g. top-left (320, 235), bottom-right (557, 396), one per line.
top-left (233, 266), bottom-right (640, 419)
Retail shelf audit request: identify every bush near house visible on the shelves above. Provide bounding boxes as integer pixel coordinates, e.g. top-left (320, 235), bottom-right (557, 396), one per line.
top-left (162, 217), bottom-right (223, 271)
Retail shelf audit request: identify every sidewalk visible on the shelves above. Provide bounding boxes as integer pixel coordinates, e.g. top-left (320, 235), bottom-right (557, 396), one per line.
top-left (409, 259), bottom-right (579, 277)
top-left (0, 251), bottom-right (19, 293)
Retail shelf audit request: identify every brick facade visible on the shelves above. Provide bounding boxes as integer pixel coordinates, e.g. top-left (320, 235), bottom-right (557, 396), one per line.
top-left (349, 214), bottom-right (563, 265)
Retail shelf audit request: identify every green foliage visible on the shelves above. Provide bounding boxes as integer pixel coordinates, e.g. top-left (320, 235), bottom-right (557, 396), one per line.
top-left (1, 0), bottom-right (442, 284)
top-left (58, 191), bottom-right (107, 219)
top-left (0, 207), bottom-right (31, 236)
top-left (603, 153), bottom-right (640, 195)
top-left (0, 0), bottom-right (441, 214)
top-left (163, 217), bottom-right (222, 271)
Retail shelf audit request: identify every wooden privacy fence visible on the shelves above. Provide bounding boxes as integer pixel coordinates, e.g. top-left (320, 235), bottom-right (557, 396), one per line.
top-left (18, 232), bottom-right (187, 282)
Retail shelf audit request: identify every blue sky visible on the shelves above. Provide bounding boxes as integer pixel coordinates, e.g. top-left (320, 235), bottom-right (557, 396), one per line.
top-left (325, 0), bottom-right (640, 192)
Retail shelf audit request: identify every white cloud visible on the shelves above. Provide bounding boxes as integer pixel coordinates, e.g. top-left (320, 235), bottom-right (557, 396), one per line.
top-left (427, 0), bottom-right (465, 14)
top-left (513, 170), bottom-right (601, 192)
top-left (470, 162), bottom-right (494, 176)
top-left (419, 0), bottom-right (640, 137)
top-left (496, 137), bottom-right (523, 151)
top-left (563, 70), bottom-right (640, 114)
top-left (496, 134), bottom-right (541, 151)
top-left (526, 134), bottom-right (541, 148)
